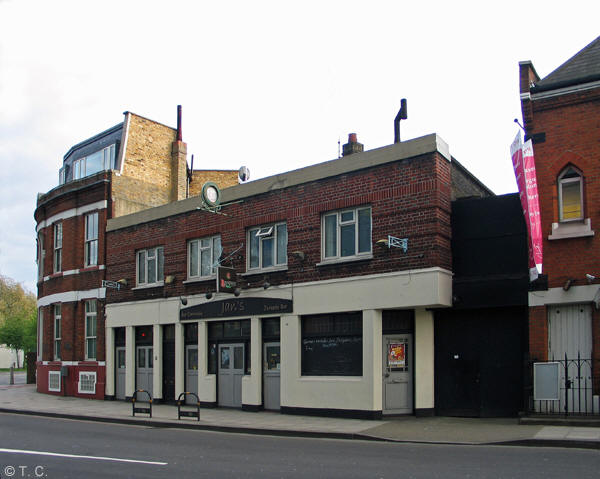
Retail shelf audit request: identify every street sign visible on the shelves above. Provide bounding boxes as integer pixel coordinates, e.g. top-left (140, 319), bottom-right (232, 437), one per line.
top-left (102, 280), bottom-right (121, 290)
top-left (217, 267), bottom-right (237, 294)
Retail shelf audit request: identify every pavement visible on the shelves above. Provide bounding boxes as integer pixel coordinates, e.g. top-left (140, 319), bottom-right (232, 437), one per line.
top-left (1, 379), bottom-right (599, 449)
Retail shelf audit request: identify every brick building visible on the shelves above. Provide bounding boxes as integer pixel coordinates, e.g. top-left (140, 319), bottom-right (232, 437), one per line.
top-left (34, 108), bottom-right (237, 398)
top-left (101, 130), bottom-right (510, 418)
top-left (519, 36), bottom-right (600, 413)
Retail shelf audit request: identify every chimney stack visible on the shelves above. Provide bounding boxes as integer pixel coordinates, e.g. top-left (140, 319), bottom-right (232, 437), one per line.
top-left (342, 133), bottom-right (364, 156)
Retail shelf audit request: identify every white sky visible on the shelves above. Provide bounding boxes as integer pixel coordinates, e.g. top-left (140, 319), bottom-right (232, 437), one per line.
top-left (0, 0), bottom-right (597, 294)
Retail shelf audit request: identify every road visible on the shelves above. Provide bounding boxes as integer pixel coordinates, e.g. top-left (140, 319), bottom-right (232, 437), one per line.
top-left (0, 413), bottom-right (598, 479)
top-left (0, 372), bottom-right (26, 386)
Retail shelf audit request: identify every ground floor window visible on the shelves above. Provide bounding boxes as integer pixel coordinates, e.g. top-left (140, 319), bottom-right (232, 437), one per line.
top-left (301, 312), bottom-right (363, 376)
top-left (78, 371), bottom-right (97, 394)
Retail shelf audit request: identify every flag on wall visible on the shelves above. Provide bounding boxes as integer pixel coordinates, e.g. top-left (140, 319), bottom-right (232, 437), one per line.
top-left (511, 132), bottom-right (543, 281)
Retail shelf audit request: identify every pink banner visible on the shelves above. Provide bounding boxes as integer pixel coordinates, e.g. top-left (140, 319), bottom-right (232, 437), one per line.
top-left (511, 133), bottom-right (543, 281)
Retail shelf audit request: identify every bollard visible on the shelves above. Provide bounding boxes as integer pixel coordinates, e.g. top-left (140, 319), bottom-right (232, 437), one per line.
top-left (9, 364), bottom-right (14, 385)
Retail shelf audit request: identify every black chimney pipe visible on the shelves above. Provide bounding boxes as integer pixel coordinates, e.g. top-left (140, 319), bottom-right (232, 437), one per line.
top-left (176, 105), bottom-right (183, 141)
top-left (394, 98), bottom-right (407, 143)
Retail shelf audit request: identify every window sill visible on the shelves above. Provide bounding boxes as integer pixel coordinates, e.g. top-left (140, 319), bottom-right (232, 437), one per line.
top-left (183, 276), bottom-right (216, 285)
top-left (132, 282), bottom-right (165, 290)
top-left (316, 254), bottom-right (373, 267)
top-left (548, 218), bottom-right (594, 240)
top-left (242, 266), bottom-right (288, 276)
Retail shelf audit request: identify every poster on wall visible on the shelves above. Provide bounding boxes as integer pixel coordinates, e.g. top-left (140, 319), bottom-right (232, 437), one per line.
top-left (388, 343), bottom-right (406, 368)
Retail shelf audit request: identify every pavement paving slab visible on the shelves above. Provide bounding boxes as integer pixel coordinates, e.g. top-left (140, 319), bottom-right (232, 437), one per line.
top-left (1, 384), bottom-right (599, 449)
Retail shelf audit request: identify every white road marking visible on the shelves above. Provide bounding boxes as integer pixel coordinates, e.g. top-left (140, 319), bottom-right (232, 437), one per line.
top-left (0, 448), bottom-right (167, 465)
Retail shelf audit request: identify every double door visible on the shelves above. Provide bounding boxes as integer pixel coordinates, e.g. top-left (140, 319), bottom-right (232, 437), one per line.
top-left (218, 343), bottom-right (244, 407)
top-left (136, 345), bottom-right (153, 398)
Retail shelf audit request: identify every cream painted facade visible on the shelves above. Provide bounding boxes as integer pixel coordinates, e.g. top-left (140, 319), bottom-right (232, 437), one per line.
top-left (105, 267), bottom-right (451, 416)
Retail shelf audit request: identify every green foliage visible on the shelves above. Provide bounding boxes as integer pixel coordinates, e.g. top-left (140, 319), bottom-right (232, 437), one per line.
top-left (0, 275), bottom-right (37, 366)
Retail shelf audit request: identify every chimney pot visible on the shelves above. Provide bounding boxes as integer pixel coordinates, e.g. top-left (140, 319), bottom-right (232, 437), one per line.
top-left (342, 132), bottom-right (363, 157)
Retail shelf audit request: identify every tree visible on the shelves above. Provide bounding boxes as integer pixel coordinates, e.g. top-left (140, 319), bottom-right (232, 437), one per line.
top-left (0, 275), bottom-right (37, 367)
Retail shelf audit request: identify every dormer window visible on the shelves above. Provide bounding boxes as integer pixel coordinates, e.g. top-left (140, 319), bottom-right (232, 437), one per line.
top-left (72, 144), bottom-right (116, 181)
top-left (558, 166), bottom-right (583, 222)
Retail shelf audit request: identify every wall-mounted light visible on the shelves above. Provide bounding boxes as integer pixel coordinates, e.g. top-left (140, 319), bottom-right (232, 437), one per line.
top-left (117, 278), bottom-right (128, 287)
top-left (263, 281), bottom-right (271, 290)
top-left (234, 288), bottom-right (241, 297)
top-left (291, 251), bottom-right (305, 261)
top-left (563, 278), bottom-right (574, 291)
top-left (165, 275), bottom-right (176, 284)
top-left (586, 274), bottom-right (596, 284)
top-left (180, 297), bottom-right (188, 306)
top-left (205, 292), bottom-right (213, 300)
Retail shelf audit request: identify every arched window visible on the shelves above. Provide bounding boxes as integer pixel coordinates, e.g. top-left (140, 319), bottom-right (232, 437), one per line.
top-left (558, 166), bottom-right (583, 222)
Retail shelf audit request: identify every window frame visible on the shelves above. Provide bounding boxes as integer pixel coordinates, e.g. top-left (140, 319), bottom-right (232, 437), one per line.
top-left (85, 300), bottom-right (97, 361)
top-left (187, 235), bottom-right (222, 280)
top-left (53, 222), bottom-right (62, 273)
top-left (36, 232), bottom-right (45, 280)
top-left (84, 212), bottom-right (98, 267)
top-left (136, 246), bottom-right (165, 287)
top-left (78, 371), bottom-right (97, 394)
top-left (72, 144), bottom-right (116, 181)
top-left (558, 167), bottom-right (584, 223)
top-left (321, 206), bottom-right (372, 261)
top-left (246, 222), bottom-right (287, 272)
top-left (54, 304), bottom-right (61, 361)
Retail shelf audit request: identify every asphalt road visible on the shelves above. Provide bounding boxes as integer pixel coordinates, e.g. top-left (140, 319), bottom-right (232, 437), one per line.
top-left (0, 372), bottom-right (26, 386)
top-left (0, 413), bottom-right (599, 479)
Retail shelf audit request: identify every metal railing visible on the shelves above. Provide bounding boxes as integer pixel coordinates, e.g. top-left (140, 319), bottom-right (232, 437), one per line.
top-left (525, 353), bottom-right (598, 416)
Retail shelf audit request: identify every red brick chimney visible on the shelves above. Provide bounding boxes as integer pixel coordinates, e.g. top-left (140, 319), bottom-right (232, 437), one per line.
top-left (342, 133), bottom-right (364, 156)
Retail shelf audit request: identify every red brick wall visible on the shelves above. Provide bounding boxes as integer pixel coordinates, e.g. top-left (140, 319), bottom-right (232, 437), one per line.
top-left (528, 305), bottom-right (548, 361)
top-left (521, 88), bottom-right (600, 289)
top-left (106, 152), bottom-right (453, 303)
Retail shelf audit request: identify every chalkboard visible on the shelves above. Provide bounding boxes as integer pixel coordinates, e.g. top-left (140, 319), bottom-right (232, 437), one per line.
top-left (301, 336), bottom-right (362, 376)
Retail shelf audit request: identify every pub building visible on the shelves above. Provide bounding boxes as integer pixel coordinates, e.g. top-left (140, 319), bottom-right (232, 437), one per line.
top-left (103, 131), bottom-right (513, 418)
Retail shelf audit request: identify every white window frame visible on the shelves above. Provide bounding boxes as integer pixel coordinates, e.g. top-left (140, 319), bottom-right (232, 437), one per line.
top-left (37, 308), bottom-right (44, 362)
top-left (37, 232), bottom-right (45, 280)
top-left (247, 222), bottom-right (287, 272)
top-left (78, 371), bottom-right (97, 394)
top-left (48, 371), bottom-right (61, 392)
top-left (136, 246), bottom-right (164, 286)
top-left (188, 235), bottom-right (222, 280)
top-left (558, 167), bottom-right (584, 222)
top-left (85, 300), bottom-right (97, 360)
top-left (72, 144), bottom-right (116, 181)
top-left (53, 222), bottom-right (62, 273)
top-left (54, 304), bottom-right (61, 361)
top-left (322, 206), bottom-right (372, 261)
top-left (84, 212), bottom-right (98, 267)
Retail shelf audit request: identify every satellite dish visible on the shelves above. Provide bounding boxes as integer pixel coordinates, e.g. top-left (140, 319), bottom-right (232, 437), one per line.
top-left (238, 166), bottom-right (250, 183)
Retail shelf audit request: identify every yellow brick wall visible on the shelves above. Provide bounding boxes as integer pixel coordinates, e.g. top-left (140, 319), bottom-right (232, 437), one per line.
top-left (189, 170), bottom-right (239, 197)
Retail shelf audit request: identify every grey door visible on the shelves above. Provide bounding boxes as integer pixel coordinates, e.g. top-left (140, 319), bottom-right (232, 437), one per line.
top-left (382, 334), bottom-right (413, 414)
top-left (115, 347), bottom-right (126, 400)
top-left (136, 345), bottom-right (153, 398)
top-left (218, 343), bottom-right (244, 408)
top-left (185, 345), bottom-right (198, 405)
top-left (263, 342), bottom-right (280, 410)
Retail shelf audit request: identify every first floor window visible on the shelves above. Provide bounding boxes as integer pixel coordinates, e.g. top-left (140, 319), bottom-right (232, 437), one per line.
top-left (558, 166), bottom-right (584, 222)
top-left (84, 212), bottom-right (98, 266)
top-left (247, 222), bottom-right (287, 271)
top-left (85, 300), bottom-right (97, 360)
top-left (54, 304), bottom-right (61, 360)
top-left (137, 246), bottom-right (164, 286)
top-left (301, 312), bottom-right (363, 376)
top-left (53, 222), bottom-right (62, 273)
top-left (188, 236), bottom-right (221, 279)
top-left (322, 206), bottom-right (371, 260)
top-left (37, 232), bottom-right (45, 280)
